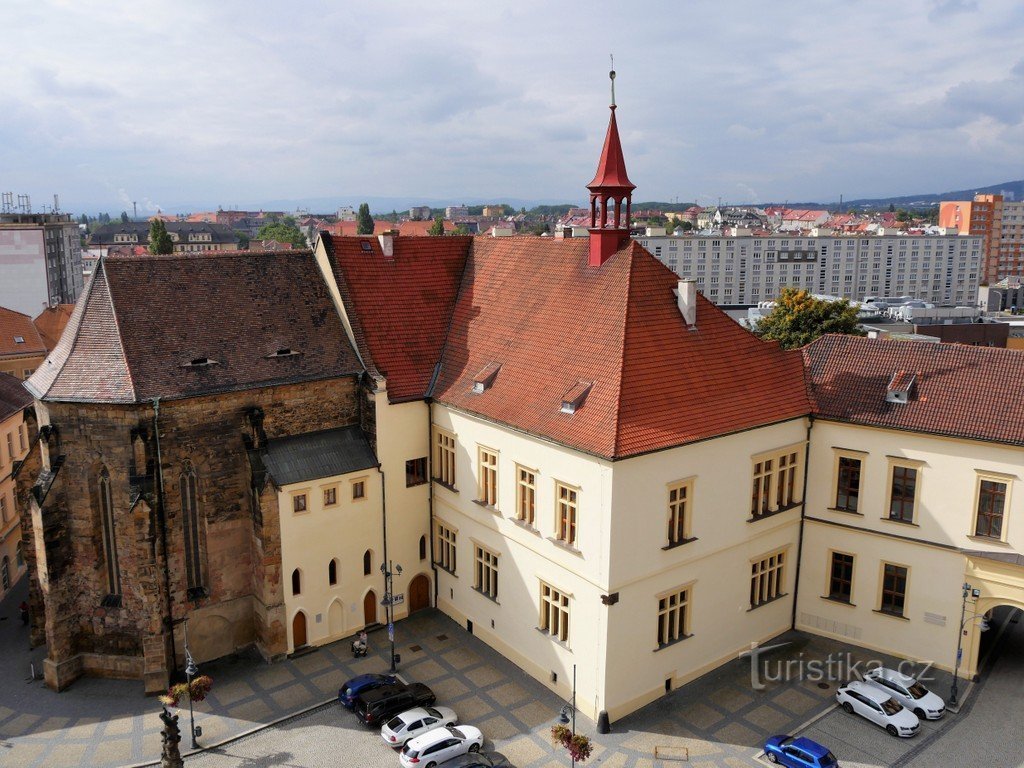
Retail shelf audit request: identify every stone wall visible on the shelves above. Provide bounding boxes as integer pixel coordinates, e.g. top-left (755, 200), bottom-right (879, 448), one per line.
top-left (21, 375), bottom-right (360, 693)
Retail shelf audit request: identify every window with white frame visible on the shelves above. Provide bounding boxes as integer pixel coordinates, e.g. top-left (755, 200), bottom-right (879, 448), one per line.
top-left (434, 521), bottom-right (457, 574)
top-left (474, 545), bottom-right (498, 599)
top-left (555, 482), bottom-right (578, 547)
top-left (750, 550), bottom-right (786, 608)
top-left (657, 587), bottom-right (691, 647)
top-left (516, 465), bottom-right (536, 526)
top-left (477, 447), bottom-right (498, 507)
top-left (433, 428), bottom-right (457, 488)
top-left (539, 581), bottom-right (570, 643)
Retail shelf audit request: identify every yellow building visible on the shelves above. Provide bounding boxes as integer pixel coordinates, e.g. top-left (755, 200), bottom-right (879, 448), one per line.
top-left (0, 372), bottom-right (32, 598)
top-left (0, 307), bottom-right (47, 381)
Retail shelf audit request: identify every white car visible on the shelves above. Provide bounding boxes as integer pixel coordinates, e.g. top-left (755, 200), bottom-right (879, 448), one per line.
top-left (836, 680), bottom-right (920, 737)
top-left (864, 667), bottom-right (945, 720)
top-left (381, 706), bottom-right (459, 747)
top-left (399, 724), bottom-right (484, 768)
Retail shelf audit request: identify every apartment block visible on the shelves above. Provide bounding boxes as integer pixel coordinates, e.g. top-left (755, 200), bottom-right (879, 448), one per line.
top-left (940, 194), bottom-right (1024, 283)
top-left (0, 213), bottom-right (84, 317)
top-left (636, 232), bottom-right (983, 306)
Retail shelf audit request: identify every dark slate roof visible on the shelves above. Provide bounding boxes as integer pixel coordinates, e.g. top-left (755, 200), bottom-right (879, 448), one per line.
top-left (88, 221), bottom-right (237, 246)
top-left (26, 250), bottom-right (363, 403)
top-left (804, 334), bottom-right (1024, 446)
top-left (0, 371), bottom-right (32, 423)
top-left (260, 426), bottom-right (377, 485)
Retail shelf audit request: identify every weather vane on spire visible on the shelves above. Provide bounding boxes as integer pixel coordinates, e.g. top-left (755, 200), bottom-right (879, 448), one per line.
top-left (609, 54), bottom-right (616, 108)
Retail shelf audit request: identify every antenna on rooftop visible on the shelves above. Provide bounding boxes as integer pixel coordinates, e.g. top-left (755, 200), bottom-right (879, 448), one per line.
top-left (53, 194), bottom-right (60, 214)
top-left (17, 194), bottom-right (31, 214)
top-left (609, 54), bottom-right (616, 108)
top-left (1, 192), bottom-right (12, 214)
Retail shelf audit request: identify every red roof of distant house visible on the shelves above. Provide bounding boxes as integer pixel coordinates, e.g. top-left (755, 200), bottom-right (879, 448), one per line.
top-left (0, 307), bottom-right (46, 359)
top-left (321, 221), bottom-right (396, 237)
top-left (321, 234), bottom-right (473, 402)
top-left (432, 238), bottom-right (809, 459)
top-left (397, 220), bottom-right (456, 237)
top-left (804, 334), bottom-right (1024, 446)
top-left (248, 239), bottom-right (295, 251)
top-left (32, 304), bottom-right (75, 351)
top-left (587, 107), bottom-right (635, 192)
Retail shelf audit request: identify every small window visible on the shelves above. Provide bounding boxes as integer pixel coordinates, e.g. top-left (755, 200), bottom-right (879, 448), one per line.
top-left (474, 545), bottom-right (499, 599)
top-left (888, 466), bottom-right (917, 523)
top-left (406, 458), bottom-right (428, 487)
top-left (555, 482), bottom-right (578, 548)
top-left (323, 486), bottom-right (337, 507)
top-left (419, 535), bottom-right (427, 561)
top-left (352, 480), bottom-right (366, 500)
top-left (879, 563), bottom-right (908, 617)
top-left (13, 336), bottom-right (24, 344)
top-left (291, 568), bottom-right (301, 595)
top-left (363, 550), bottom-right (372, 576)
top-left (835, 456), bottom-right (861, 512)
top-left (328, 559), bottom-right (338, 586)
top-left (828, 552), bottom-right (854, 603)
top-left (657, 587), bottom-right (690, 647)
top-left (975, 479), bottom-right (1007, 539)
top-left (293, 493), bottom-right (308, 513)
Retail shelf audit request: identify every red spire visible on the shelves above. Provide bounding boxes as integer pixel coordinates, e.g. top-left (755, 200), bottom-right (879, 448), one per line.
top-left (587, 106), bottom-right (635, 193)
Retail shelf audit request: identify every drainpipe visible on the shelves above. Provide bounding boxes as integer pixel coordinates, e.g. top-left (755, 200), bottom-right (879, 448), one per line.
top-left (152, 398), bottom-right (178, 675)
top-left (790, 414), bottom-right (814, 630)
top-left (427, 400), bottom-right (438, 603)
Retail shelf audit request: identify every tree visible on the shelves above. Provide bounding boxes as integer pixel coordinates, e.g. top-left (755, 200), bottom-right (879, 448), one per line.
top-left (428, 216), bottom-right (445, 236)
top-left (120, 211), bottom-right (130, 223)
top-left (888, 203), bottom-right (896, 213)
top-left (452, 224), bottom-right (469, 235)
top-left (148, 219), bottom-right (174, 254)
top-left (234, 230), bottom-right (250, 249)
top-left (357, 203), bottom-right (374, 235)
top-left (78, 214), bottom-right (89, 226)
top-left (255, 222), bottom-right (306, 248)
top-left (753, 288), bottom-right (864, 350)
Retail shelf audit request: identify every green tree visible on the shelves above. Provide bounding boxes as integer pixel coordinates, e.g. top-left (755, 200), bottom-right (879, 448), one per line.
top-left (234, 230), bottom-right (250, 249)
top-left (452, 224), bottom-right (470, 235)
top-left (148, 219), bottom-right (174, 254)
top-left (753, 288), bottom-right (864, 350)
top-left (78, 214), bottom-right (89, 226)
top-left (428, 216), bottom-right (445, 236)
top-left (120, 211), bottom-right (130, 223)
top-left (255, 222), bottom-right (306, 248)
top-left (357, 203), bottom-right (374, 235)
top-left (888, 203), bottom-right (896, 213)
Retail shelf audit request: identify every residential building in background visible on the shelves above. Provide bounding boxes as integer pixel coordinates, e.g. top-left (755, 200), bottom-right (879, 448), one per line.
top-left (940, 193), bottom-right (1024, 282)
top-left (87, 221), bottom-right (239, 253)
top-left (0, 372), bottom-right (31, 601)
top-left (0, 307), bottom-right (46, 380)
top-left (637, 232), bottom-right (983, 306)
top-left (445, 205), bottom-right (469, 219)
top-left (408, 205), bottom-right (432, 220)
top-left (0, 213), bottom-right (84, 317)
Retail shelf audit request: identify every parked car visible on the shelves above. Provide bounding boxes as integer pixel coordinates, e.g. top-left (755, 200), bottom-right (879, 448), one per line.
top-left (836, 681), bottom-right (920, 737)
top-left (863, 667), bottom-right (945, 720)
top-left (763, 735), bottom-right (839, 767)
top-left (355, 682), bottom-right (436, 727)
top-left (381, 705), bottom-right (459, 747)
top-left (399, 725), bottom-right (484, 768)
top-left (443, 752), bottom-right (513, 768)
top-left (338, 673), bottom-right (398, 709)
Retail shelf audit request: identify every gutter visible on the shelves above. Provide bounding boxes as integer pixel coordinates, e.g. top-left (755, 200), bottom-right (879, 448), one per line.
top-left (790, 414), bottom-right (814, 630)
top-left (152, 398), bottom-right (178, 675)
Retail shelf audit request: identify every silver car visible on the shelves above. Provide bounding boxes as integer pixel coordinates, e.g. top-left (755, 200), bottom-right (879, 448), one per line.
top-left (864, 667), bottom-right (945, 720)
top-left (380, 706), bottom-right (458, 747)
top-left (836, 680), bottom-right (920, 737)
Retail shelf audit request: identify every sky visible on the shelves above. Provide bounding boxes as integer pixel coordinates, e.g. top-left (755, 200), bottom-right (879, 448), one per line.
top-left (2, 0), bottom-right (1024, 214)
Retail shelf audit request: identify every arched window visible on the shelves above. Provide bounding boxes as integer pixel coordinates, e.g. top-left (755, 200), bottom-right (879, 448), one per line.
top-left (292, 568), bottom-right (301, 596)
top-left (419, 535), bottom-right (427, 561)
top-left (180, 464), bottom-right (203, 592)
top-left (328, 559), bottom-right (338, 586)
top-left (1, 556), bottom-right (9, 590)
top-left (99, 468), bottom-right (121, 596)
top-left (15, 541), bottom-right (23, 568)
top-left (363, 550), bottom-right (372, 576)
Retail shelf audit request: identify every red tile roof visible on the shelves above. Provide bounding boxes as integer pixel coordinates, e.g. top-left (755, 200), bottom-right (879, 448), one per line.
top-left (322, 235), bottom-right (472, 402)
top-left (32, 304), bottom-right (75, 351)
top-left (804, 334), bottom-right (1024, 446)
top-left (0, 307), bottom-right (46, 359)
top-left (322, 221), bottom-right (397, 237)
top-left (27, 250), bottom-right (363, 403)
top-left (0, 371), bottom-right (32, 423)
top-left (432, 238), bottom-right (809, 459)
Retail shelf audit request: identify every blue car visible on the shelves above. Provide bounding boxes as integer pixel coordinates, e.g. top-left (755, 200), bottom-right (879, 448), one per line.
top-left (338, 673), bottom-right (398, 709)
top-left (764, 735), bottom-right (838, 768)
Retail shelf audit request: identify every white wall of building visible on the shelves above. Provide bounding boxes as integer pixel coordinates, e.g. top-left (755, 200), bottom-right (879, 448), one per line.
top-left (0, 229), bottom-right (48, 316)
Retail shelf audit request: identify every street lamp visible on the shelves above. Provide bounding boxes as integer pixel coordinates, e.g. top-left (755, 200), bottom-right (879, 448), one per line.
top-left (380, 560), bottom-right (403, 672)
top-left (182, 620), bottom-right (201, 750)
top-left (557, 664), bottom-right (577, 767)
top-left (950, 582), bottom-right (989, 706)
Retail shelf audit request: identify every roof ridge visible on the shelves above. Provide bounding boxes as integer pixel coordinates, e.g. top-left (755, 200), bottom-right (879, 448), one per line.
top-left (320, 234), bottom-right (379, 382)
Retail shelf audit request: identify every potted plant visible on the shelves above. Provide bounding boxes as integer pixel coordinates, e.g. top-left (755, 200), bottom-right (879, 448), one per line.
top-left (550, 724), bottom-right (594, 763)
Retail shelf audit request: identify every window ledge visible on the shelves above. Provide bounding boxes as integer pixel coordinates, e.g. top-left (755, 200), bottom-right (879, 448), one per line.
top-left (826, 507), bottom-right (863, 516)
top-left (967, 534), bottom-right (1010, 546)
top-left (820, 595), bottom-right (856, 608)
top-left (747, 592), bottom-right (789, 612)
top-left (472, 499), bottom-right (500, 514)
top-left (511, 518), bottom-right (540, 535)
top-left (433, 479), bottom-right (458, 494)
top-left (662, 537), bottom-right (699, 551)
top-left (874, 608), bottom-right (909, 621)
top-left (535, 627), bottom-right (571, 649)
top-left (471, 587), bottom-right (499, 605)
top-left (405, 480), bottom-right (428, 488)
top-left (434, 564), bottom-right (457, 578)
top-left (880, 517), bottom-right (919, 527)
top-left (546, 537), bottom-right (583, 557)
top-left (747, 504), bottom-right (801, 523)
top-left (654, 633), bottom-right (693, 652)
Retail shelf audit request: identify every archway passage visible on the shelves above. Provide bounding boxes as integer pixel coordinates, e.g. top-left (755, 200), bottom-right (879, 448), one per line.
top-left (292, 611), bottom-right (307, 649)
top-left (364, 590), bottom-right (378, 626)
top-left (409, 574), bottom-right (430, 613)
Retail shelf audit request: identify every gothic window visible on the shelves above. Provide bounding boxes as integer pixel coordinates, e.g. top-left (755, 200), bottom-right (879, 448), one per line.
top-left (99, 468), bottom-right (121, 596)
top-left (292, 568), bottom-right (301, 596)
top-left (363, 549), bottom-right (372, 576)
top-left (328, 559), bottom-right (338, 586)
top-left (180, 463), bottom-right (204, 593)
top-left (1, 556), bottom-right (9, 590)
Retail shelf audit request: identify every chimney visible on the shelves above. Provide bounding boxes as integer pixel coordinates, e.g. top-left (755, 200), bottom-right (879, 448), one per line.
top-left (675, 279), bottom-right (697, 327)
top-left (377, 234), bottom-right (394, 257)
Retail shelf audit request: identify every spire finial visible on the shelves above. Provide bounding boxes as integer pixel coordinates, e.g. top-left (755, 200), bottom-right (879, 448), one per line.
top-left (609, 54), bottom-right (616, 108)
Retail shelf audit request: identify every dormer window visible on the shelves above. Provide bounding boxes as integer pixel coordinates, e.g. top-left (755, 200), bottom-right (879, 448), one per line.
top-left (13, 336), bottom-right (24, 344)
top-left (886, 371), bottom-right (916, 404)
top-left (184, 357), bottom-right (219, 368)
top-left (472, 362), bottom-right (501, 394)
top-left (266, 348), bottom-right (301, 358)
top-left (560, 381), bottom-right (593, 414)
top-left (360, 240), bottom-right (372, 252)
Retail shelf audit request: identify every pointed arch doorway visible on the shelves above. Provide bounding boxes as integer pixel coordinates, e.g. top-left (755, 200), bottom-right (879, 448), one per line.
top-left (292, 611), bottom-right (307, 649)
top-left (364, 589), bottom-right (378, 626)
top-left (409, 574), bottom-right (431, 613)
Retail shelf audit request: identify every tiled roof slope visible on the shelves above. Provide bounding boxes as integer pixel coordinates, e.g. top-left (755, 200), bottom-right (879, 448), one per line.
top-left (433, 238), bottom-right (809, 459)
top-left (33, 304), bottom-right (75, 351)
top-left (0, 307), bottom-right (46, 358)
top-left (27, 251), bottom-right (362, 403)
top-left (322, 234), bottom-right (472, 402)
top-left (0, 371), bottom-right (32, 423)
top-left (804, 334), bottom-right (1024, 446)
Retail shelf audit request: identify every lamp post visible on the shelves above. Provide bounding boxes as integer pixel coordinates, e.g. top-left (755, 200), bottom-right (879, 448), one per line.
top-left (380, 560), bottom-right (403, 673)
top-left (950, 582), bottom-right (988, 706)
top-left (182, 620), bottom-right (200, 750)
top-left (557, 664), bottom-right (577, 767)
